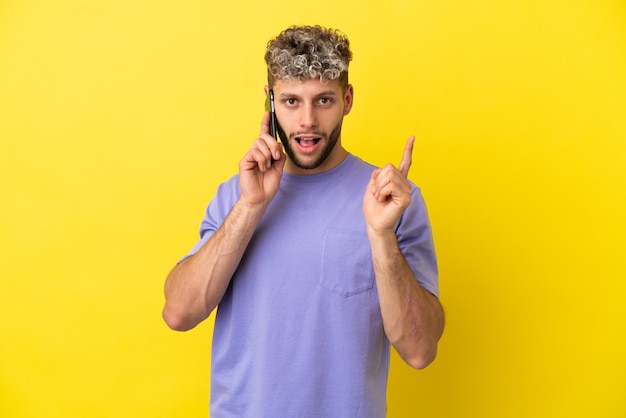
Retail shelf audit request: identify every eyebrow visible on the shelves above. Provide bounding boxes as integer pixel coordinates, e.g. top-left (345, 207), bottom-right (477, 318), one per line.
top-left (278, 90), bottom-right (339, 99)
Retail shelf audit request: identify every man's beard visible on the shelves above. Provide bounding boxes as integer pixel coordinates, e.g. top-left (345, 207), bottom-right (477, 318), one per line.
top-left (277, 121), bottom-right (343, 171)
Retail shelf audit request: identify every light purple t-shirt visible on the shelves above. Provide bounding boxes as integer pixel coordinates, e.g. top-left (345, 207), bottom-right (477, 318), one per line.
top-left (186, 154), bottom-right (438, 417)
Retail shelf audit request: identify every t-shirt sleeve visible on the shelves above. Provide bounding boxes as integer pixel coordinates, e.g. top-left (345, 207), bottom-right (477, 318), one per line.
top-left (180, 176), bottom-right (241, 262)
top-left (396, 185), bottom-right (439, 298)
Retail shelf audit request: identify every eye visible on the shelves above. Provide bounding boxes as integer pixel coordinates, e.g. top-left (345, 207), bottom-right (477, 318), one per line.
top-left (285, 98), bottom-right (297, 106)
top-left (317, 97), bottom-right (335, 107)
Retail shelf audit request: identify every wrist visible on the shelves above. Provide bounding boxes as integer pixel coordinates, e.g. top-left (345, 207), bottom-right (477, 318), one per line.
top-left (234, 198), bottom-right (268, 223)
top-left (366, 224), bottom-right (397, 243)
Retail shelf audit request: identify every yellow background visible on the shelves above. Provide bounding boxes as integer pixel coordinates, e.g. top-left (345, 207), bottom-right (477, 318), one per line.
top-left (1, 0), bottom-right (625, 417)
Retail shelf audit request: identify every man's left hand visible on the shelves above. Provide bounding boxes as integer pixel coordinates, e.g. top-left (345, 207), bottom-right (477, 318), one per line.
top-left (363, 136), bottom-right (415, 234)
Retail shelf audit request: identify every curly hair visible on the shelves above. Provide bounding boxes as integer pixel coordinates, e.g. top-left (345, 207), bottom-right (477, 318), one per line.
top-left (265, 25), bottom-right (352, 89)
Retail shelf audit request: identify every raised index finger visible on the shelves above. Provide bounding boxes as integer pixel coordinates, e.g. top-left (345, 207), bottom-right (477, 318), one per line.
top-left (398, 135), bottom-right (415, 178)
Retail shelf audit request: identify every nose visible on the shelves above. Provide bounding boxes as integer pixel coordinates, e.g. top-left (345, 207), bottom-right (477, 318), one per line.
top-left (299, 103), bottom-right (318, 129)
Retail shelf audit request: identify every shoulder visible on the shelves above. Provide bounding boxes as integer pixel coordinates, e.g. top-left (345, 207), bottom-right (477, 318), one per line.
top-left (339, 154), bottom-right (377, 184)
top-left (345, 153), bottom-right (378, 172)
top-left (215, 174), bottom-right (241, 198)
top-left (204, 174), bottom-right (241, 220)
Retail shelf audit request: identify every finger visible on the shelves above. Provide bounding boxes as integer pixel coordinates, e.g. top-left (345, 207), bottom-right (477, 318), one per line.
top-left (259, 112), bottom-right (283, 161)
top-left (250, 135), bottom-right (279, 169)
top-left (368, 168), bottom-right (381, 194)
top-left (370, 167), bottom-right (395, 200)
top-left (246, 146), bottom-right (270, 172)
top-left (398, 135), bottom-right (415, 178)
top-left (260, 111), bottom-right (270, 136)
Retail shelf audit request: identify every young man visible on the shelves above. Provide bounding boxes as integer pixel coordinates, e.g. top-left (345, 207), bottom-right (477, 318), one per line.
top-left (163, 25), bottom-right (444, 417)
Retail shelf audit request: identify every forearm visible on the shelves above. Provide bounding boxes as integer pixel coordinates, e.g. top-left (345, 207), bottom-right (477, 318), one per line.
top-left (368, 229), bottom-right (444, 369)
top-left (162, 199), bottom-right (266, 331)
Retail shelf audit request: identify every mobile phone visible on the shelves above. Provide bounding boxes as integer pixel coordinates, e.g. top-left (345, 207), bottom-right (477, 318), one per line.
top-left (265, 89), bottom-right (278, 140)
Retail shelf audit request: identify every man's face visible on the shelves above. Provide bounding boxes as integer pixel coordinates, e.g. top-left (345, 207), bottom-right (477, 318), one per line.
top-left (269, 78), bottom-right (353, 175)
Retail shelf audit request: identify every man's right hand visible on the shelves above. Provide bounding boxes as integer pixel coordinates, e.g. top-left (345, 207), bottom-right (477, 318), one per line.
top-left (238, 111), bottom-right (286, 207)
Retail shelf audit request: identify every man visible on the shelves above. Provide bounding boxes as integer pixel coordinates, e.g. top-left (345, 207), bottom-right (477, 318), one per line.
top-left (163, 25), bottom-right (444, 417)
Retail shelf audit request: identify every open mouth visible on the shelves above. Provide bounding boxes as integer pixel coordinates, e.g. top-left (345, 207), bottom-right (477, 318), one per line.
top-left (295, 136), bottom-right (322, 146)
top-left (293, 135), bottom-right (323, 154)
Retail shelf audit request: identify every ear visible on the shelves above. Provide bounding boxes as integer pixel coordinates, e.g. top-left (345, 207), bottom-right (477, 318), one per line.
top-left (264, 85), bottom-right (269, 95)
top-left (343, 84), bottom-right (354, 115)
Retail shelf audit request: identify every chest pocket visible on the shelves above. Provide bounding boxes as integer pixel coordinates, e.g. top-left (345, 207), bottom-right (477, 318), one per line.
top-left (319, 229), bottom-right (375, 297)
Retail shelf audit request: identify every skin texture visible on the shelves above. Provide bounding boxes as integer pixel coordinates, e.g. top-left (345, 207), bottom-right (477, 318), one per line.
top-left (162, 78), bottom-right (444, 369)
